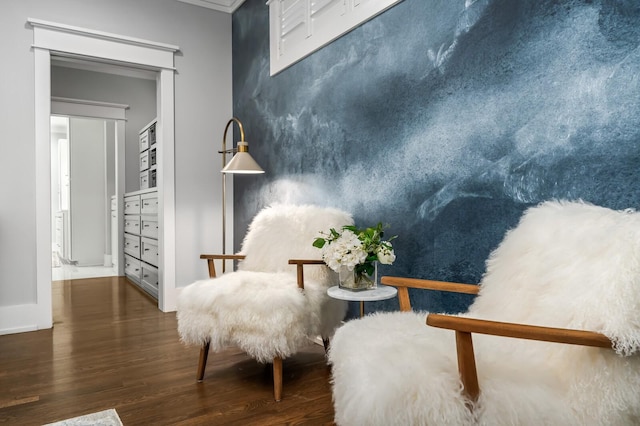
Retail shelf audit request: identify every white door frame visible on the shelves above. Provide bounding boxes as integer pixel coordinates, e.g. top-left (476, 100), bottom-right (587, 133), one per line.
top-left (29, 18), bottom-right (179, 330)
top-left (51, 97), bottom-right (128, 276)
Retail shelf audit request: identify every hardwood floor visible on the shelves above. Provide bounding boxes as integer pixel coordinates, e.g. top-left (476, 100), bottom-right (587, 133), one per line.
top-left (0, 277), bottom-right (336, 425)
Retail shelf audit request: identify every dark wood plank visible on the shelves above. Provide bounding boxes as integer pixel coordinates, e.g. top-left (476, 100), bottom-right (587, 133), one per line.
top-left (0, 277), bottom-right (336, 425)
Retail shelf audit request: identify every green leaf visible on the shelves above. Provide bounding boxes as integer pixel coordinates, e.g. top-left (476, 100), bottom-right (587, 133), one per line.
top-left (312, 238), bottom-right (326, 249)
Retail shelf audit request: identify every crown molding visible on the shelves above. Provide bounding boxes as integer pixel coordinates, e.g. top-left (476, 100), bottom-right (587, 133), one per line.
top-left (176, 0), bottom-right (246, 13)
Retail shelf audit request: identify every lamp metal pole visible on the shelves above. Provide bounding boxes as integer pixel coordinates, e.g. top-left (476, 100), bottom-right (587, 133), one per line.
top-left (220, 118), bottom-right (245, 273)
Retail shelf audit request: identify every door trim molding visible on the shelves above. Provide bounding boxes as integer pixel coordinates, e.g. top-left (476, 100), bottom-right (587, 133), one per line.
top-left (29, 18), bottom-right (179, 331)
top-left (51, 100), bottom-right (127, 278)
top-left (52, 97), bottom-right (129, 121)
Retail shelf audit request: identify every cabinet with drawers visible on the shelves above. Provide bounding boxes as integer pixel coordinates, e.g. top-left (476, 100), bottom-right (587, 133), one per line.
top-left (139, 118), bottom-right (157, 190)
top-left (123, 188), bottom-right (159, 299)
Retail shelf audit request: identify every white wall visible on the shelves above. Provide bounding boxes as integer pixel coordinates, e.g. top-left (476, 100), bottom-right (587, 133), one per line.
top-left (0, 0), bottom-right (232, 331)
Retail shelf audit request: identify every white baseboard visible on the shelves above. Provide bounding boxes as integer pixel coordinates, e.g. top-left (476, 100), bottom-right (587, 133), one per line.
top-left (0, 303), bottom-right (52, 335)
top-left (0, 304), bottom-right (41, 335)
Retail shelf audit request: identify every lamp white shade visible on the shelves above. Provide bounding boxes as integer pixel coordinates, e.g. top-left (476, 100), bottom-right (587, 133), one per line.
top-left (222, 141), bottom-right (264, 174)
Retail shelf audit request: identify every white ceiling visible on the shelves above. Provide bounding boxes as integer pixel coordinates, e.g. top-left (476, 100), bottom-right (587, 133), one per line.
top-left (176, 0), bottom-right (246, 13)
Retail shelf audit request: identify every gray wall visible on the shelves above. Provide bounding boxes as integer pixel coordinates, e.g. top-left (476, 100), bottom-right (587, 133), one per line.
top-left (51, 66), bottom-right (156, 193)
top-left (232, 0), bottom-right (640, 317)
top-left (0, 0), bottom-right (232, 317)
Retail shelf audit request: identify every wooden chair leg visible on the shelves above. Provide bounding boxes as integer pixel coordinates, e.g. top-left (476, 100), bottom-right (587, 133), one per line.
top-left (273, 356), bottom-right (283, 401)
top-left (322, 338), bottom-right (330, 354)
top-left (197, 340), bottom-right (210, 382)
top-left (455, 331), bottom-right (480, 404)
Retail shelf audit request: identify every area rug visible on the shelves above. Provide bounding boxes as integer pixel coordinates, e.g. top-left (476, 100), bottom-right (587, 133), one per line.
top-left (43, 409), bottom-right (123, 426)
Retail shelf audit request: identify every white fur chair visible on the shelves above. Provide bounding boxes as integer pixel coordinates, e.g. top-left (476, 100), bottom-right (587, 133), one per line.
top-left (329, 200), bottom-right (640, 425)
top-left (177, 204), bottom-right (352, 401)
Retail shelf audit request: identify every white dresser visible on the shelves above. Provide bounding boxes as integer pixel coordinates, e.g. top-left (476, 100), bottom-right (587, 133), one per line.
top-left (123, 188), bottom-right (159, 299)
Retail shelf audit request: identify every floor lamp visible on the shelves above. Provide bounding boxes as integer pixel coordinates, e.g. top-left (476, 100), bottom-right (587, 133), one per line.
top-left (219, 118), bottom-right (264, 272)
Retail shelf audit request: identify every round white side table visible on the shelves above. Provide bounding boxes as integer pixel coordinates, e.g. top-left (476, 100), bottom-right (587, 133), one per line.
top-left (327, 285), bottom-right (398, 317)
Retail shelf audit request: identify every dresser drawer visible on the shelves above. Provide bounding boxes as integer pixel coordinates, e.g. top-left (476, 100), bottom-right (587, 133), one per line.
top-left (141, 192), bottom-right (158, 215)
top-left (123, 234), bottom-right (140, 258)
top-left (124, 195), bottom-right (140, 215)
top-left (141, 237), bottom-right (159, 267)
top-left (140, 150), bottom-right (150, 171)
top-left (139, 130), bottom-right (149, 152)
top-left (124, 215), bottom-right (140, 235)
top-left (140, 215), bottom-right (158, 239)
top-left (141, 262), bottom-right (159, 298)
top-left (140, 170), bottom-right (150, 190)
top-left (124, 255), bottom-right (141, 283)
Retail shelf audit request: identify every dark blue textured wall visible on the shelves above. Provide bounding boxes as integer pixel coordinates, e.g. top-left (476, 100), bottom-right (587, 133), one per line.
top-left (232, 0), bottom-right (640, 316)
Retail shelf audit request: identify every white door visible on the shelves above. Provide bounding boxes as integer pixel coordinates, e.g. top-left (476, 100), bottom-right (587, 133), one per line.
top-left (69, 117), bottom-right (107, 266)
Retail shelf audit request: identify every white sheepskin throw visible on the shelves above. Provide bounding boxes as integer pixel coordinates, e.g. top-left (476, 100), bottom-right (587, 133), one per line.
top-left (177, 204), bottom-right (352, 363)
top-left (329, 200), bottom-right (640, 425)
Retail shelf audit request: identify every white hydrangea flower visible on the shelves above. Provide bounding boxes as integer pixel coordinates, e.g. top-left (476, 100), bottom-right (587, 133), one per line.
top-left (316, 224), bottom-right (396, 281)
top-left (322, 229), bottom-right (367, 272)
top-left (376, 244), bottom-right (396, 265)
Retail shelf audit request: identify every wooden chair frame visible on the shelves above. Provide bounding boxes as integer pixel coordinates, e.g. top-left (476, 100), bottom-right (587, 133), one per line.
top-left (380, 276), bottom-right (614, 403)
top-left (197, 254), bottom-right (327, 401)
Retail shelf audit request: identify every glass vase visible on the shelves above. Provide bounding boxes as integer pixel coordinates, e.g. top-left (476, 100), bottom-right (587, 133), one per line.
top-left (338, 262), bottom-right (378, 291)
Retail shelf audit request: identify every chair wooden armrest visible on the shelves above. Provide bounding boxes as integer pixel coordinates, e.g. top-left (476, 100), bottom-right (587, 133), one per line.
top-left (288, 259), bottom-right (326, 289)
top-left (380, 276), bottom-right (479, 312)
top-left (426, 313), bottom-right (613, 403)
top-left (200, 254), bottom-right (246, 278)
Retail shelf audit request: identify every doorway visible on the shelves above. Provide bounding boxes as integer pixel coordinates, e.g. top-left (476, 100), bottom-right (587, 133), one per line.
top-left (51, 114), bottom-right (120, 281)
top-left (49, 58), bottom-right (155, 283)
top-left (31, 19), bottom-right (179, 330)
